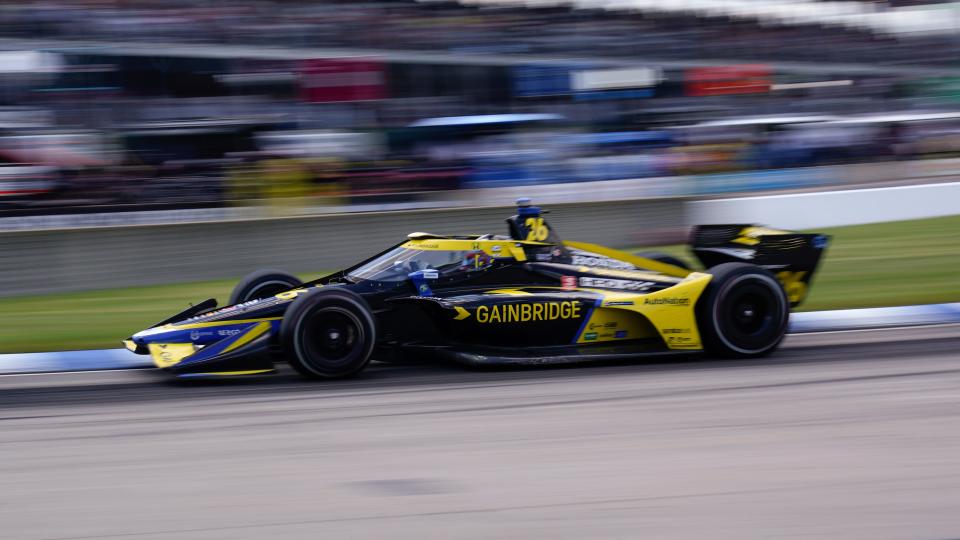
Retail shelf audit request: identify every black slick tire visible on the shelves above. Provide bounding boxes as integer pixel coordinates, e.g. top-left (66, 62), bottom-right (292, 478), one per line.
top-left (280, 288), bottom-right (377, 379)
top-left (696, 262), bottom-right (789, 358)
top-left (230, 269), bottom-right (303, 305)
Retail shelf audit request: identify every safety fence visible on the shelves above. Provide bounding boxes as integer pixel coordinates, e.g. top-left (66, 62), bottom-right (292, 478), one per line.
top-left (4, 156), bottom-right (960, 297)
top-left (0, 198), bottom-right (687, 297)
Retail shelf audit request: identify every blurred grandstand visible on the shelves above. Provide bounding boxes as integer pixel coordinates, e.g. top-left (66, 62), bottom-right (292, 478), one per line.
top-left (6, 0), bottom-right (960, 66)
top-left (2, 0), bottom-right (960, 218)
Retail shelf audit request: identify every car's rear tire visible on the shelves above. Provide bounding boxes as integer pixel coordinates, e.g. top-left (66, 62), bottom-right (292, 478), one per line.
top-left (635, 251), bottom-right (692, 271)
top-left (230, 269), bottom-right (303, 305)
top-left (696, 262), bottom-right (789, 358)
top-left (280, 288), bottom-right (377, 379)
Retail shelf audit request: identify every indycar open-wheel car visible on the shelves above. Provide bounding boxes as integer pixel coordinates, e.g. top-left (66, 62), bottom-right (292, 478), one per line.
top-left (124, 199), bottom-right (828, 379)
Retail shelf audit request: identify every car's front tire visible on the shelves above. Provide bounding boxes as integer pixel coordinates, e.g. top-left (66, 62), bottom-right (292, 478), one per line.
top-left (280, 288), bottom-right (377, 379)
top-left (230, 269), bottom-right (303, 304)
top-left (696, 263), bottom-right (789, 358)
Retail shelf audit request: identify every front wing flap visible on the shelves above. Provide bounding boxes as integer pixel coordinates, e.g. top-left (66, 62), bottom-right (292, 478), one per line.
top-left (129, 318), bottom-right (280, 376)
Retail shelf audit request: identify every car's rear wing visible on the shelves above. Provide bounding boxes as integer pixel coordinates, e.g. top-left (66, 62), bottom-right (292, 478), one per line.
top-left (690, 225), bottom-right (830, 307)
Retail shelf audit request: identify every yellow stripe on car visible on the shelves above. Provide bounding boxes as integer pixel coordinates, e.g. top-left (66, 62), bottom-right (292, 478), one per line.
top-left (561, 240), bottom-right (692, 278)
top-left (732, 226), bottom-right (790, 245)
top-left (222, 321), bottom-right (272, 354)
top-left (175, 317), bottom-right (281, 330)
top-left (142, 317), bottom-right (281, 335)
top-left (486, 288), bottom-right (534, 296)
top-left (199, 370), bottom-right (274, 376)
top-left (400, 238), bottom-right (545, 260)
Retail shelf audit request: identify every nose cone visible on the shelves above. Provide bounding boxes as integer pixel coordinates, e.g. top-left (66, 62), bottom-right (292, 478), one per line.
top-left (124, 325), bottom-right (181, 354)
top-left (131, 324), bottom-right (176, 342)
top-left (127, 322), bottom-right (204, 352)
top-left (130, 320), bottom-right (268, 349)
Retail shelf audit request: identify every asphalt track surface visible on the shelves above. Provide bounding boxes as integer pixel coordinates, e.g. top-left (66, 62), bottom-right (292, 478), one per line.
top-left (2, 325), bottom-right (960, 540)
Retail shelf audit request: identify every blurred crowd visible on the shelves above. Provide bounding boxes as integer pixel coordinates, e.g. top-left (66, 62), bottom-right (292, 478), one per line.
top-left (5, 0), bottom-right (960, 67)
top-left (3, 0), bottom-right (960, 216)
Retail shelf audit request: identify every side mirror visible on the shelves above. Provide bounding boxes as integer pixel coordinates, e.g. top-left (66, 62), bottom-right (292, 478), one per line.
top-left (408, 269), bottom-right (439, 296)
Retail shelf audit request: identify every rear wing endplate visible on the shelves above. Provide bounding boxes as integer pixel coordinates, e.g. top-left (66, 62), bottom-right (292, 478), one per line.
top-left (690, 225), bottom-right (830, 307)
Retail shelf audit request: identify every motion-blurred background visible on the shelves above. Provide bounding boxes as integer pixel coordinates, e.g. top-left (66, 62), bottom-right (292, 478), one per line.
top-left (5, 0), bottom-right (960, 212)
top-left (1, 0), bottom-right (958, 351)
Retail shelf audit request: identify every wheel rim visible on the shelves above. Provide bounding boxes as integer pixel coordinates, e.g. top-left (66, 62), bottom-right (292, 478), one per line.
top-left (730, 292), bottom-right (770, 335)
top-left (715, 277), bottom-right (785, 353)
top-left (299, 307), bottom-right (364, 369)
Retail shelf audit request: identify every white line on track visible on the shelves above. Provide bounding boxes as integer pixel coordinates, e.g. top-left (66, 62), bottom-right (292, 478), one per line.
top-left (788, 322), bottom-right (960, 336)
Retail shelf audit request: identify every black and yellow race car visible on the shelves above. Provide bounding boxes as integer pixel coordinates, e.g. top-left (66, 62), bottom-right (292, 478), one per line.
top-left (124, 199), bottom-right (828, 379)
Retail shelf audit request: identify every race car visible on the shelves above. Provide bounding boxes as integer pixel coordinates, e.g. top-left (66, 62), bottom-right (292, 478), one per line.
top-left (124, 199), bottom-right (829, 379)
